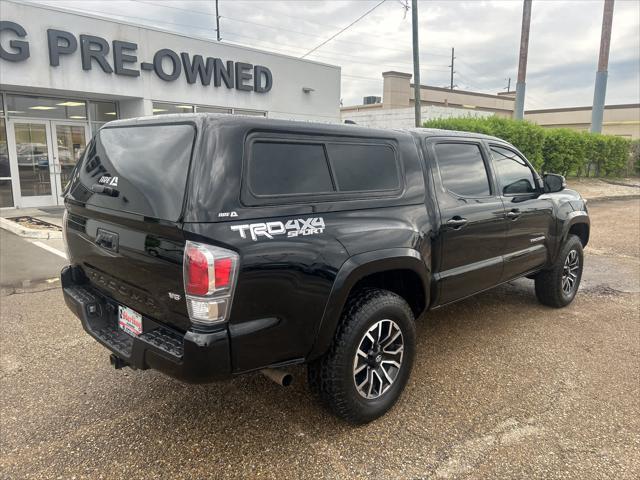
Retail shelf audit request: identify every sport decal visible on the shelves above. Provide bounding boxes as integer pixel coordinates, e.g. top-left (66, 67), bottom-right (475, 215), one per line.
top-left (231, 217), bottom-right (325, 241)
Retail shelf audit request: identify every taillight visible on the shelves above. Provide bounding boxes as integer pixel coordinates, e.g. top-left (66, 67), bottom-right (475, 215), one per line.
top-left (214, 257), bottom-right (233, 288)
top-left (185, 244), bottom-right (212, 296)
top-left (183, 241), bottom-right (239, 326)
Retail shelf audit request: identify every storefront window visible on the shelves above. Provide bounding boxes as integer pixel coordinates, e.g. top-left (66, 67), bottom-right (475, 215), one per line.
top-left (88, 101), bottom-right (117, 137)
top-left (152, 102), bottom-right (194, 115)
top-left (0, 119), bottom-right (10, 177)
top-left (151, 103), bottom-right (266, 117)
top-left (6, 95), bottom-right (87, 120)
top-left (196, 105), bottom-right (232, 114)
top-left (234, 109), bottom-right (267, 117)
top-left (91, 123), bottom-right (106, 136)
top-left (88, 101), bottom-right (118, 122)
top-left (0, 118), bottom-right (13, 207)
top-left (0, 180), bottom-right (13, 208)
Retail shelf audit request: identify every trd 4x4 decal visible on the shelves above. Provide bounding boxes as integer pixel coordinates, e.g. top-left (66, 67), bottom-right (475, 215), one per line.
top-left (230, 217), bottom-right (325, 241)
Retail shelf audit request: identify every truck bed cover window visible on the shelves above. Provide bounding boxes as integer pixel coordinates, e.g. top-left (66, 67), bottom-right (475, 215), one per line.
top-left (247, 138), bottom-right (401, 202)
top-left (249, 141), bottom-right (333, 196)
top-left (76, 123), bottom-right (195, 221)
top-left (326, 143), bottom-right (399, 192)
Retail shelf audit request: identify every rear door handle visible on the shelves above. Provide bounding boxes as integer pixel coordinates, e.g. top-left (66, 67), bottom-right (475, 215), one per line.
top-left (506, 209), bottom-right (521, 220)
top-left (446, 217), bottom-right (468, 229)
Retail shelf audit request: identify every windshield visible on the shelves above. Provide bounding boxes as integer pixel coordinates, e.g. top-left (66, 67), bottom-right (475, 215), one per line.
top-left (69, 123), bottom-right (196, 221)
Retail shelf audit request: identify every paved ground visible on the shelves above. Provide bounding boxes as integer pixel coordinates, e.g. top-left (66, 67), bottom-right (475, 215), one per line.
top-left (1, 199), bottom-right (639, 479)
top-left (0, 206), bottom-right (67, 290)
top-left (0, 229), bottom-right (67, 289)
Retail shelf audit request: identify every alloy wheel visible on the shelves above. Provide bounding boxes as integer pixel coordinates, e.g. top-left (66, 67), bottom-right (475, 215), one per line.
top-left (353, 319), bottom-right (404, 400)
top-left (562, 249), bottom-right (580, 296)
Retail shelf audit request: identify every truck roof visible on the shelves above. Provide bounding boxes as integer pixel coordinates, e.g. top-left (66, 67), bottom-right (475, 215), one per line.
top-left (107, 113), bottom-right (505, 143)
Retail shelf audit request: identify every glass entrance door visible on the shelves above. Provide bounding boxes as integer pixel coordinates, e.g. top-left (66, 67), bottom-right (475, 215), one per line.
top-left (51, 122), bottom-right (89, 202)
top-left (6, 120), bottom-right (89, 207)
top-left (7, 119), bottom-right (56, 207)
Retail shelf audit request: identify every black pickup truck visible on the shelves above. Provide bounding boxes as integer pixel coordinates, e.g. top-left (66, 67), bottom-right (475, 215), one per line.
top-left (61, 114), bottom-right (590, 423)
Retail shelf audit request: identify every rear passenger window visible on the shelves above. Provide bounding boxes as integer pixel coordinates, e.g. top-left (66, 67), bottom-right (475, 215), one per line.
top-left (249, 142), bottom-right (333, 196)
top-left (326, 143), bottom-right (399, 192)
top-left (434, 143), bottom-right (491, 197)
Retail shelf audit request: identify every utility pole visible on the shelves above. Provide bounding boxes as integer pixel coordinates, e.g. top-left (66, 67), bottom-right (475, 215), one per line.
top-left (590, 0), bottom-right (615, 133)
top-left (505, 77), bottom-right (511, 93)
top-left (514, 0), bottom-right (532, 120)
top-left (449, 47), bottom-right (455, 90)
top-left (215, 0), bottom-right (221, 41)
top-left (411, 0), bottom-right (421, 127)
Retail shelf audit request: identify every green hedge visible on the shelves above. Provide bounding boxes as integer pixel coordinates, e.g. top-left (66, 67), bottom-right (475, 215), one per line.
top-left (631, 140), bottom-right (640, 175)
top-left (423, 116), bottom-right (632, 177)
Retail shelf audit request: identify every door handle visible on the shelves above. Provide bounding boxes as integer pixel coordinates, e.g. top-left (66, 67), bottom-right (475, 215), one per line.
top-left (446, 216), bottom-right (468, 229)
top-left (506, 209), bottom-right (521, 220)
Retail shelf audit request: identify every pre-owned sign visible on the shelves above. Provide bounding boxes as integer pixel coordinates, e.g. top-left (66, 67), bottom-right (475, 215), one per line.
top-left (0, 21), bottom-right (273, 93)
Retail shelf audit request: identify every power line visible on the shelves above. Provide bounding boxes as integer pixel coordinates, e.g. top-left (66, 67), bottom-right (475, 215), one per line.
top-left (219, 14), bottom-right (450, 58)
top-left (221, 31), bottom-right (451, 71)
top-left (342, 74), bottom-right (384, 82)
top-left (220, 15), bottom-right (327, 39)
top-left (90, 0), bottom-right (452, 59)
top-left (213, 1), bottom-right (345, 29)
top-left (302, 0), bottom-right (388, 58)
top-left (133, 0), bottom-right (214, 16)
top-left (134, 0), bottom-right (347, 30)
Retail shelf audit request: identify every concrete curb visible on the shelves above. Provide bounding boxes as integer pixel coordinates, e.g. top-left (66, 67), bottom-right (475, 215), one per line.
top-left (599, 179), bottom-right (640, 189)
top-left (0, 217), bottom-right (63, 239)
top-left (585, 194), bottom-right (640, 204)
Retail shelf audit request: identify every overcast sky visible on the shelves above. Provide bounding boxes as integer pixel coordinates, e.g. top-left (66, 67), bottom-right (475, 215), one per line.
top-left (25, 0), bottom-right (640, 110)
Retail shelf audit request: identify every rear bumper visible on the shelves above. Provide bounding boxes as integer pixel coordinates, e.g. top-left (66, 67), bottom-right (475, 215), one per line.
top-left (61, 265), bottom-right (232, 383)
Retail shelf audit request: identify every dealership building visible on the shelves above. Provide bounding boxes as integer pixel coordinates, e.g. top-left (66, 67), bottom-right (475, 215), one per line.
top-left (0, 0), bottom-right (341, 209)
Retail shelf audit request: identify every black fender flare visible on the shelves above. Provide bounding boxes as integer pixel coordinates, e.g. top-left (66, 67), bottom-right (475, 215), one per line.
top-left (562, 211), bottom-right (590, 241)
top-left (550, 211), bottom-right (590, 264)
top-left (307, 248), bottom-right (430, 361)
top-left (562, 210), bottom-right (590, 243)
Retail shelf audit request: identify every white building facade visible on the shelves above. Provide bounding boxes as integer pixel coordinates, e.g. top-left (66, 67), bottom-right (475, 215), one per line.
top-left (341, 105), bottom-right (492, 129)
top-left (0, 1), bottom-right (341, 208)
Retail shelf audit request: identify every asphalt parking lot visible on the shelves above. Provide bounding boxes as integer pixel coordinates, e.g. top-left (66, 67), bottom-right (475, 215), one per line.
top-left (1, 198), bottom-right (639, 479)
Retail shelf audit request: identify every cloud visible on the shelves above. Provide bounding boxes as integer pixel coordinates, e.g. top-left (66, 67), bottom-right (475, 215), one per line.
top-left (28, 0), bottom-right (640, 109)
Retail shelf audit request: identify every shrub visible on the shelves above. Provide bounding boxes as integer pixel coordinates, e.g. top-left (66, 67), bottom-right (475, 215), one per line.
top-left (603, 135), bottom-right (632, 177)
top-left (424, 116), bottom-right (545, 169)
top-left (423, 116), bottom-right (632, 177)
top-left (584, 134), bottom-right (631, 177)
top-left (631, 140), bottom-right (640, 175)
top-left (541, 128), bottom-right (587, 176)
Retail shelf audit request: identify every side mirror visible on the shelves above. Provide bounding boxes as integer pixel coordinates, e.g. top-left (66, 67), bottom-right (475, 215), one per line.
top-left (543, 173), bottom-right (566, 193)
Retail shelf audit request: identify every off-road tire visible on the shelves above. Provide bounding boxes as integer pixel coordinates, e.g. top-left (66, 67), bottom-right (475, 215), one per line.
top-left (535, 234), bottom-right (584, 308)
top-left (307, 288), bottom-right (416, 424)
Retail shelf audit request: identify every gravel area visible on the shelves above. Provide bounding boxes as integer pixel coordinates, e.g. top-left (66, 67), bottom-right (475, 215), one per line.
top-left (1, 199), bottom-right (639, 479)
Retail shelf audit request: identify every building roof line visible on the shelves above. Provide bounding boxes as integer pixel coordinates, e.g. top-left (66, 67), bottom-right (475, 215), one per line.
top-left (525, 103), bottom-right (640, 114)
top-left (410, 83), bottom-right (514, 101)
